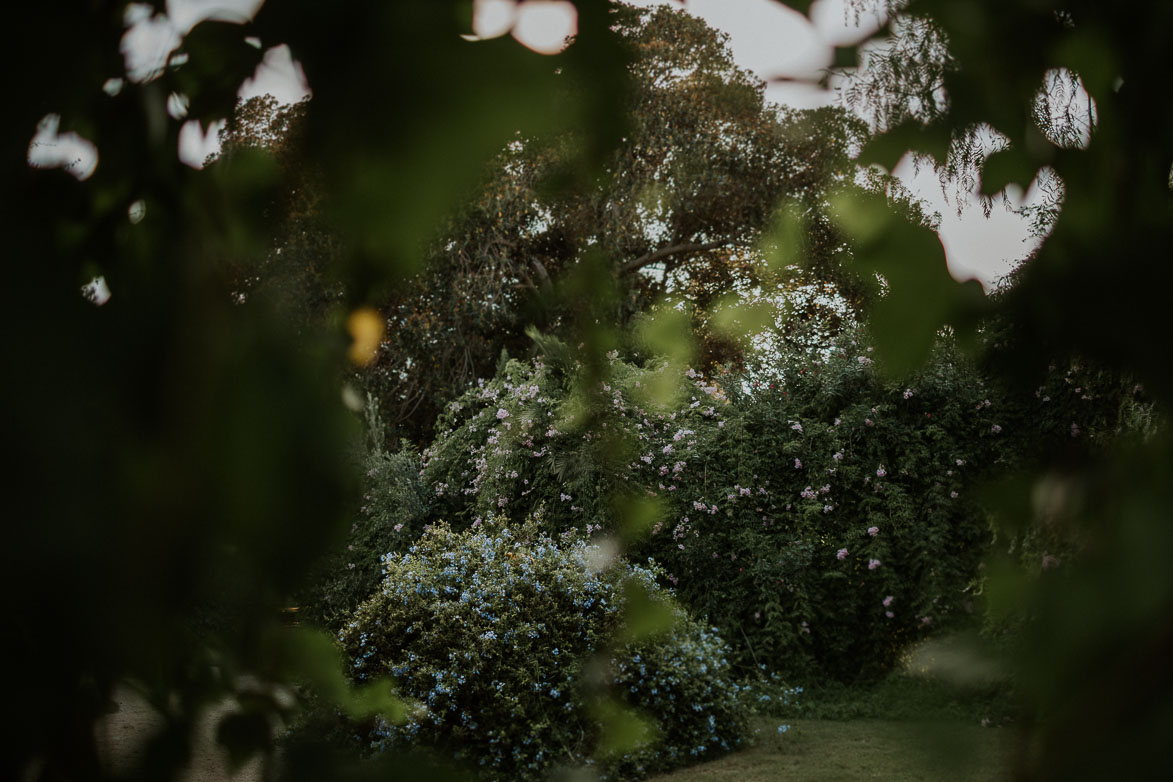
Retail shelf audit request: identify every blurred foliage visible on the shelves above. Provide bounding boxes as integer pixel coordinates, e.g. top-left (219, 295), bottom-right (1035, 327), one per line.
top-left (780, 0), bottom-right (1173, 777)
top-left (1, 0), bottom-right (629, 778)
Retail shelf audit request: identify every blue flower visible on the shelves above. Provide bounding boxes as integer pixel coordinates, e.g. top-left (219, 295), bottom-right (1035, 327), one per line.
top-left (778, 724), bottom-right (790, 734)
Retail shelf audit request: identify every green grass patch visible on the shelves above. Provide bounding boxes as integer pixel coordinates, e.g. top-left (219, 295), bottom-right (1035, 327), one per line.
top-left (649, 717), bottom-right (1013, 782)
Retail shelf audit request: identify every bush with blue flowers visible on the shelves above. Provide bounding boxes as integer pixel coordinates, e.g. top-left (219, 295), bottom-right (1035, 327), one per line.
top-left (337, 517), bottom-right (749, 779)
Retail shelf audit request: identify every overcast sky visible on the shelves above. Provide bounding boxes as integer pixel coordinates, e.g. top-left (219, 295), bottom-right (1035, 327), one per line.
top-left (36, 0), bottom-right (1041, 289)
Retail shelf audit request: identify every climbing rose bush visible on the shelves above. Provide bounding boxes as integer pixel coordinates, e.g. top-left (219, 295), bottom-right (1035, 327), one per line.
top-left (338, 519), bottom-right (749, 780)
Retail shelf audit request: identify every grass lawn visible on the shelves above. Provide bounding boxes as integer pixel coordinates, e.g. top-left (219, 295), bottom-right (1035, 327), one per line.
top-left (649, 717), bottom-right (1013, 782)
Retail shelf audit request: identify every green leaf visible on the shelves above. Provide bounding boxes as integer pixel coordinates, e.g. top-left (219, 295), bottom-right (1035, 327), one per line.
top-left (593, 698), bottom-right (657, 758)
top-left (857, 121), bottom-right (952, 171)
top-left (830, 189), bottom-right (986, 375)
top-left (759, 201), bottom-right (806, 274)
top-left (621, 579), bottom-right (677, 642)
top-left (261, 627), bottom-right (406, 720)
top-left (709, 296), bottom-right (779, 342)
top-left (613, 493), bottom-right (665, 544)
top-left (832, 45), bottom-right (858, 69)
top-left (174, 20), bottom-right (264, 123)
top-left (980, 147), bottom-right (1037, 196)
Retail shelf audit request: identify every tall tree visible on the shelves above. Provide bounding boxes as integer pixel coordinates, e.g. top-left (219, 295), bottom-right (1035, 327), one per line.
top-left (360, 4), bottom-right (871, 443)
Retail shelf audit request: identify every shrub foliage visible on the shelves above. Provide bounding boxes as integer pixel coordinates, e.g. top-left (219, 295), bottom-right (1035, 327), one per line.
top-left (338, 519), bottom-right (748, 780)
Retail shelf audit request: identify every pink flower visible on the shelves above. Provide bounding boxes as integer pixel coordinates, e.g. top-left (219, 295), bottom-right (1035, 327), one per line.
top-left (867, 526), bottom-right (879, 537)
top-left (882, 595), bottom-right (894, 606)
top-left (885, 610), bottom-right (894, 618)
top-left (794, 458), bottom-right (803, 469)
top-left (876, 465), bottom-right (886, 478)
top-left (990, 424), bottom-right (1002, 434)
top-left (496, 408), bottom-right (510, 419)
top-left (868, 558), bottom-right (881, 570)
top-left (836, 548), bottom-right (848, 560)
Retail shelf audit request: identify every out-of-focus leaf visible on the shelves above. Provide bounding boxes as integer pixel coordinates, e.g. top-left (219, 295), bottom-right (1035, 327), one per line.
top-left (633, 305), bottom-right (695, 410)
top-left (709, 295), bottom-right (778, 343)
top-left (593, 698), bottom-right (657, 758)
top-left (1052, 30), bottom-right (1118, 101)
top-left (613, 493), bottom-right (665, 543)
top-left (832, 45), bottom-right (858, 69)
top-left (759, 201), bottom-right (806, 275)
top-left (172, 20), bottom-right (264, 123)
top-left (830, 189), bottom-right (986, 375)
top-left (344, 679), bottom-right (406, 722)
top-left (857, 120), bottom-right (951, 170)
top-left (262, 627), bottom-right (406, 720)
top-left (620, 579), bottom-right (676, 642)
top-left (980, 147), bottom-right (1036, 196)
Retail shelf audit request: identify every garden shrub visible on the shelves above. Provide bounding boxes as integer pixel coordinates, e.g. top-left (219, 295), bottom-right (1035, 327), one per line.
top-left (337, 518), bottom-right (749, 780)
top-left (397, 332), bottom-right (1010, 682)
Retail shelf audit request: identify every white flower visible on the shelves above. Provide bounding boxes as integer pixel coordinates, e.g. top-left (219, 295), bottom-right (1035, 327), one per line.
top-left (876, 465), bottom-right (887, 478)
top-left (495, 408), bottom-right (510, 419)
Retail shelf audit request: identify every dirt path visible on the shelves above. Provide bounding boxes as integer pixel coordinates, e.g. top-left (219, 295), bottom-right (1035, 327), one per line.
top-left (96, 687), bottom-right (266, 782)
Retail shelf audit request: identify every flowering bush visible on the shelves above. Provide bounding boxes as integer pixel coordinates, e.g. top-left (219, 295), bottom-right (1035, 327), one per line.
top-left (393, 333), bottom-right (1007, 681)
top-left (338, 519), bottom-right (749, 780)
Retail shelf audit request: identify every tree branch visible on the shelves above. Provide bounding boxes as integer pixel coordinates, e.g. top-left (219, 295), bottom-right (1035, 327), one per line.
top-left (619, 240), bottom-right (729, 275)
